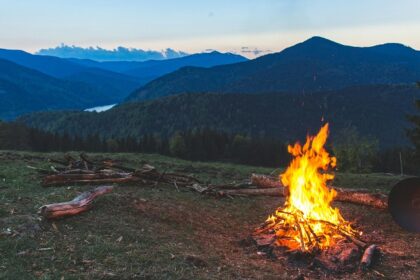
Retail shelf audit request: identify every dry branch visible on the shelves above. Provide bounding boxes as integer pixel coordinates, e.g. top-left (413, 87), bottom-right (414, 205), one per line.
top-left (39, 185), bottom-right (114, 219)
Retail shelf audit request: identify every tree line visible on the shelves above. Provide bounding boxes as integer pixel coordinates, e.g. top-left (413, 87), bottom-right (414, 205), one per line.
top-left (0, 121), bottom-right (289, 167)
top-left (1, 120), bottom-right (419, 174)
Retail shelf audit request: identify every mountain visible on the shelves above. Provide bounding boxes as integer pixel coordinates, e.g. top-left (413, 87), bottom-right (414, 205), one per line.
top-left (126, 37), bottom-right (420, 102)
top-left (0, 59), bottom-right (116, 120)
top-left (19, 85), bottom-right (420, 147)
top-left (0, 48), bottom-right (85, 77)
top-left (67, 51), bottom-right (248, 85)
top-left (122, 51), bottom-right (248, 78)
top-left (0, 48), bottom-right (143, 101)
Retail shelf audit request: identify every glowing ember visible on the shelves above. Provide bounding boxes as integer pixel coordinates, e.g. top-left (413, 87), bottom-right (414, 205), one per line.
top-left (261, 124), bottom-right (358, 252)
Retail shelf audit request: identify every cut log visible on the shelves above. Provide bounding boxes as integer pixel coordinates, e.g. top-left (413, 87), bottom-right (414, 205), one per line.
top-left (39, 185), bottom-right (114, 219)
top-left (360, 244), bottom-right (378, 270)
top-left (248, 174), bottom-right (388, 209)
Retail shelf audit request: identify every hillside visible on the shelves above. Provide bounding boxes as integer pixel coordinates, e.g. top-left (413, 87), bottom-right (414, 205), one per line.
top-left (20, 85), bottom-right (420, 147)
top-left (1, 151), bottom-right (415, 279)
top-left (0, 59), bottom-right (117, 120)
top-left (0, 48), bottom-right (143, 101)
top-left (126, 37), bottom-right (420, 102)
top-left (68, 51), bottom-right (248, 84)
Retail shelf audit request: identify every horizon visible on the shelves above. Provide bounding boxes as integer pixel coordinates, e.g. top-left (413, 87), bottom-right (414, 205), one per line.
top-left (0, 0), bottom-right (419, 58)
top-left (4, 35), bottom-right (420, 61)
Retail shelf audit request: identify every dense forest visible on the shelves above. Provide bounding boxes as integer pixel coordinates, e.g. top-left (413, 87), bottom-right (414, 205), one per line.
top-left (20, 84), bottom-right (420, 147)
top-left (0, 120), bottom-right (417, 174)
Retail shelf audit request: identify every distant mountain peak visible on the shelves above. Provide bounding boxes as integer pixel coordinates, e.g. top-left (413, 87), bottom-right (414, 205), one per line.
top-left (370, 42), bottom-right (416, 56)
top-left (300, 36), bottom-right (342, 47)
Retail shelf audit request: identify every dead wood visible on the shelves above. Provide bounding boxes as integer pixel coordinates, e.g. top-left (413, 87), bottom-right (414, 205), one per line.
top-left (43, 176), bottom-right (140, 187)
top-left (39, 185), bottom-right (114, 219)
top-left (249, 174), bottom-right (388, 209)
top-left (334, 188), bottom-right (388, 210)
top-left (218, 187), bottom-right (285, 197)
top-left (251, 174), bottom-right (283, 188)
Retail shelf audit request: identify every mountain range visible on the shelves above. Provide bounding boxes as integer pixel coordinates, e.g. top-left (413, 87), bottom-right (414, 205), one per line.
top-left (66, 51), bottom-right (248, 85)
top-left (3, 36), bottom-right (420, 148)
top-left (126, 36), bottom-right (420, 102)
top-left (0, 49), bottom-right (246, 119)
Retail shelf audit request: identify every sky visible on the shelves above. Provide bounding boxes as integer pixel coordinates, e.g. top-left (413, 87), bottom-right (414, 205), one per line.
top-left (0, 0), bottom-right (419, 57)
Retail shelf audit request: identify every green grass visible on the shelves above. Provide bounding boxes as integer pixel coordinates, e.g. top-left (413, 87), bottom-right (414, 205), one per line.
top-left (0, 151), bottom-right (418, 279)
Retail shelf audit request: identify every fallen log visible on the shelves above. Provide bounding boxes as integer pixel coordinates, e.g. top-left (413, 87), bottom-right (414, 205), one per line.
top-left (335, 188), bottom-right (388, 210)
top-left (234, 174), bottom-right (388, 209)
top-left (218, 187), bottom-right (285, 197)
top-left (251, 174), bottom-right (283, 188)
top-left (39, 185), bottom-right (114, 219)
top-left (360, 244), bottom-right (378, 270)
top-left (43, 172), bottom-right (131, 182)
top-left (43, 176), bottom-right (141, 187)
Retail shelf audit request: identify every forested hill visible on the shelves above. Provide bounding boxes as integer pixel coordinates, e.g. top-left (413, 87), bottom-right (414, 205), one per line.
top-left (20, 84), bottom-right (420, 147)
top-left (126, 37), bottom-right (420, 102)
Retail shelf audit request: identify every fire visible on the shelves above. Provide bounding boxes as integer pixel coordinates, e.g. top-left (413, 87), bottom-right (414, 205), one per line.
top-left (264, 124), bottom-right (357, 252)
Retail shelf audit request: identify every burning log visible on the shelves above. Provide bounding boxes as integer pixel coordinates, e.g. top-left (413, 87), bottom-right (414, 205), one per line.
top-left (360, 244), bottom-right (378, 270)
top-left (248, 174), bottom-right (388, 209)
top-left (39, 185), bottom-right (114, 219)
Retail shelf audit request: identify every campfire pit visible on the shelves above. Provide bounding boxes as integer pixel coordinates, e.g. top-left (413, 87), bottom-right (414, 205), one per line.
top-left (252, 124), bottom-right (377, 272)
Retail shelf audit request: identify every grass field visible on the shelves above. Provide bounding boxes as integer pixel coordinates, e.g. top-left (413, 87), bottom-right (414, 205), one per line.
top-left (0, 151), bottom-right (418, 279)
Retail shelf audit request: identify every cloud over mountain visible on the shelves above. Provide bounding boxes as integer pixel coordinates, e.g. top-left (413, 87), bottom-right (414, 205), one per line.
top-left (36, 45), bottom-right (189, 61)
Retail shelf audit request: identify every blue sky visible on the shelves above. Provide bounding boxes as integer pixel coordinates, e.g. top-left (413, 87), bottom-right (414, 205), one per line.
top-left (0, 0), bottom-right (419, 57)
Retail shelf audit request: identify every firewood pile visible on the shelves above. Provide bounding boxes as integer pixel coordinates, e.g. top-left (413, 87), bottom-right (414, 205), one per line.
top-left (40, 153), bottom-right (200, 187)
top-left (252, 210), bottom-right (378, 272)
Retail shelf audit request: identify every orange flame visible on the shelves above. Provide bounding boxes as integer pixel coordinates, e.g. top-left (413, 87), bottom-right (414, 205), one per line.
top-left (266, 123), bottom-right (356, 251)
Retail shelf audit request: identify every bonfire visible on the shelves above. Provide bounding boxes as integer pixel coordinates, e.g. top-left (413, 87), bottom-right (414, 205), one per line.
top-left (252, 123), bottom-right (377, 272)
top-left (261, 124), bottom-right (360, 252)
